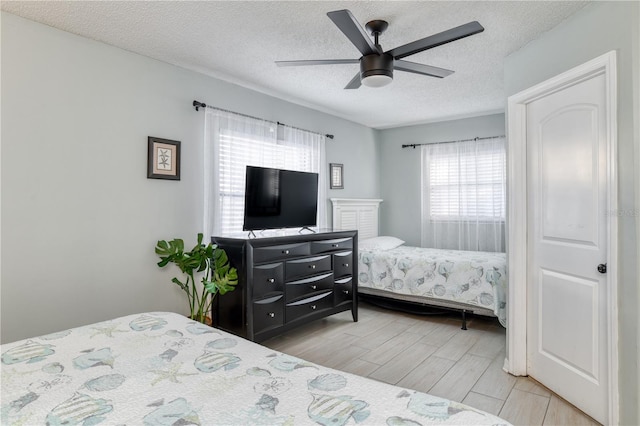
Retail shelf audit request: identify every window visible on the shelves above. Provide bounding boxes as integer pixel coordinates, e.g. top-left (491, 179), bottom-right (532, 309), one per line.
top-left (423, 139), bottom-right (506, 221)
top-left (204, 110), bottom-right (326, 236)
top-left (421, 137), bottom-right (506, 252)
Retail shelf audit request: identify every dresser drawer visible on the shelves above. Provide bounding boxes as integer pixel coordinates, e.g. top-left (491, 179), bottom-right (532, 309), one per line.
top-left (252, 263), bottom-right (284, 299)
top-left (286, 291), bottom-right (333, 322)
top-left (285, 255), bottom-right (331, 281)
top-left (311, 237), bottom-right (353, 254)
top-left (253, 242), bottom-right (310, 264)
top-left (253, 294), bottom-right (284, 334)
top-left (286, 272), bottom-right (334, 303)
top-left (334, 276), bottom-right (353, 306)
top-left (333, 251), bottom-right (353, 279)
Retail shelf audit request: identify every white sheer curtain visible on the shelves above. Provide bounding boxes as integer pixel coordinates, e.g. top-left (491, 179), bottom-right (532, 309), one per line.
top-left (420, 137), bottom-right (506, 252)
top-left (204, 108), bottom-right (327, 237)
top-left (282, 126), bottom-right (328, 230)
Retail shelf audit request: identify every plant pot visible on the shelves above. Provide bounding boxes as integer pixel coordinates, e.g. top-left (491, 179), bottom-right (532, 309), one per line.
top-left (189, 315), bottom-right (212, 326)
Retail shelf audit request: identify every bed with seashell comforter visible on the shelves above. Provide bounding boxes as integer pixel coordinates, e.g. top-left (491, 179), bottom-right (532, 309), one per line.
top-left (358, 245), bottom-right (507, 327)
top-left (1, 311), bottom-right (511, 425)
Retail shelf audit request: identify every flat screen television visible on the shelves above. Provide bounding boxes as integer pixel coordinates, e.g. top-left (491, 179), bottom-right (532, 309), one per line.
top-left (243, 166), bottom-right (319, 231)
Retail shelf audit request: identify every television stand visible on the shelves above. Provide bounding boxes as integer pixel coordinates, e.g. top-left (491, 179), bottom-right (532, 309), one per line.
top-left (298, 226), bottom-right (316, 234)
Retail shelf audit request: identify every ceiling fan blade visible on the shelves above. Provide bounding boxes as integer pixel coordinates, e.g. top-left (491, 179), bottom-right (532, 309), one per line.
top-left (394, 60), bottom-right (454, 78)
top-left (276, 59), bottom-right (360, 67)
top-left (387, 21), bottom-right (484, 60)
top-left (327, 9), bottom-right (378, 57)
top-left (344, 72), bottom-right (362, 89)
top-left (276, 59), bottom-right (359, 67)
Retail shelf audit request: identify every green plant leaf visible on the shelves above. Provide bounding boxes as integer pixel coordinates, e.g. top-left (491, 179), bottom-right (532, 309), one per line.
top-left (156, 234), bottom-right (236, 320)
top-left (213, 248), bottom-right (228, 269)
top-left (156, 257), bottom-right (172, 268)
top-left (156, 239), bottom-right (184, 258)
top-left (171, 277), bottom-right (188, 292)
top-left (197, 257), bottom-right (208, 273)
top-left (202, 279), bottom-right (219, 294)
top-left (214, 265), bottom-right (238, 295)
top-left (217, 276), bottom-right (237, 295)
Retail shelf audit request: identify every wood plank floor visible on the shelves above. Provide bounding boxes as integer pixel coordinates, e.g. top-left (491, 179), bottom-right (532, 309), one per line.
top-left (262, 301), bottom-right (600, 426)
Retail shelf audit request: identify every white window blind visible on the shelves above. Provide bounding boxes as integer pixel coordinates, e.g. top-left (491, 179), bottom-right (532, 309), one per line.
top-left (204, 109), bottom-right (327, 237)
top-left (425, 139), bottom-right (506, 221)
top-left (421, 137), bottom-right (506, 252)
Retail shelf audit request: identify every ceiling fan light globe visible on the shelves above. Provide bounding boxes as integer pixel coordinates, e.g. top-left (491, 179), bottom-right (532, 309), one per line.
top-left (362, 74), bottom-right (393, 87)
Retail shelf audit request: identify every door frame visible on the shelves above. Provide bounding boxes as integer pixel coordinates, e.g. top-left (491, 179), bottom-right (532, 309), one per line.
top-left (506, 50), bottom-right (619, 425)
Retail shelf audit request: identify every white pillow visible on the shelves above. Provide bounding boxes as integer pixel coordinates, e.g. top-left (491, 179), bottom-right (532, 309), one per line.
top-left (359, 236), bottom-right (405, 251)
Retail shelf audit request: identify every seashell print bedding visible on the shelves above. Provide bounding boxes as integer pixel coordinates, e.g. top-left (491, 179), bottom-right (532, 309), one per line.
top-left (1, 312), bottom-right (511, 425)
top-left (358, 246), bottom-right (507, 327)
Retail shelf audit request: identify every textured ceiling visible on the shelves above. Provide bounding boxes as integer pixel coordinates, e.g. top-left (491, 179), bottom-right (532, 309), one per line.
top-left (2, 1), bottom-right (588, 129)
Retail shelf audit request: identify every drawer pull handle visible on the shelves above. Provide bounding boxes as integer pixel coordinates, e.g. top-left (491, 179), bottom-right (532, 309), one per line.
top-left (343, 263), bottom-right (349, 267)
top-left (310, 285), bottom-right (317, 290)
top-left (332, 244), bottom-right (339, 247)
top-left (311, 305), bottom-right (317, 310)
top-left (268, 312), bottom-right (275, 318)
top-left (343, 290), bottom-right (349, 295)
top-left (267, 278), bottom-right (275, 283)
top-left (309, 264), bottom-right (316, 269)
top-left (282, 250), bottom-right (290, 254)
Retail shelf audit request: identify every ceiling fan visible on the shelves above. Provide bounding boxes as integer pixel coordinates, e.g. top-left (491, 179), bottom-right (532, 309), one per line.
top-left (276, 9), bottom-right (484, 89)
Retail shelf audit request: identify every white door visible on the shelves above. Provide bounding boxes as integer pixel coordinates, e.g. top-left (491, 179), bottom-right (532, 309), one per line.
top-left (526, 72), bottom-right (609, 423)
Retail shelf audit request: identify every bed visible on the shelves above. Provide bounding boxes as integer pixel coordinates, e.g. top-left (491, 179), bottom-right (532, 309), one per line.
top-left (1, 312), bottom-right (509, 425)
top-left (331, 198), bottom-right (507, 328)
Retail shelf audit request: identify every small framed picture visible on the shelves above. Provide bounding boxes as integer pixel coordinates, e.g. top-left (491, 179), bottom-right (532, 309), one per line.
top-left (329, 163), bottom-right (344, 189)
top-left (147, 137), bottom-right (180, 180)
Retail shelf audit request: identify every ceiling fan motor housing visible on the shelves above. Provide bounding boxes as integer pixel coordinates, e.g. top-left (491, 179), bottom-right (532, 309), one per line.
top-left (360, 53), bottom-right (394, 80)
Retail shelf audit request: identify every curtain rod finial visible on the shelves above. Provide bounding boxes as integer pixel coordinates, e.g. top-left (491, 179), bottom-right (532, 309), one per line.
top-left (193, 100), bottom-right (206, 111)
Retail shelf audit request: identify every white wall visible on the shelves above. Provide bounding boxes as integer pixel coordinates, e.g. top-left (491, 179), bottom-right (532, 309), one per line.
top-left (504, 2), bottom-right (639, 424)
top-left (376, 114), bottom-right (505, 246)
top-left (635, 4), bottom-right (640, 423)
top-left (0, 12), bottom-right (379, 343)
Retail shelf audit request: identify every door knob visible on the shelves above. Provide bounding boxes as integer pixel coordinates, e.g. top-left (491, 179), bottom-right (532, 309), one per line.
top-left (597, 263), bottom-right (607, 274)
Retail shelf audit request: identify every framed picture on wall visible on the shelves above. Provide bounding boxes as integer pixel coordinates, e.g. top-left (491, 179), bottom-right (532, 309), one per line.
top-left (330, 163), bottom-right (344, 189)
top-left (147, 137), bottom-right (181, 180)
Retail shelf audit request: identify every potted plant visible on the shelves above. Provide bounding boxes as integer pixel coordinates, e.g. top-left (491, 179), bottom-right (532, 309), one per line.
top-left (155, 233), bottom-right (238, 324)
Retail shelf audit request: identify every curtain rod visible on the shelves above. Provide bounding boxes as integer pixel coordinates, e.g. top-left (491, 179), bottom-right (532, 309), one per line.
top-left (193, 100), bottom-right (334, 139)
top-left (401, 134), bottom-right (505, 149)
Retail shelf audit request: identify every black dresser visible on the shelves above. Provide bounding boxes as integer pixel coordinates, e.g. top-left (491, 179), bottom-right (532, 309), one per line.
top-left (212, 230), bottom-right (357, 342)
